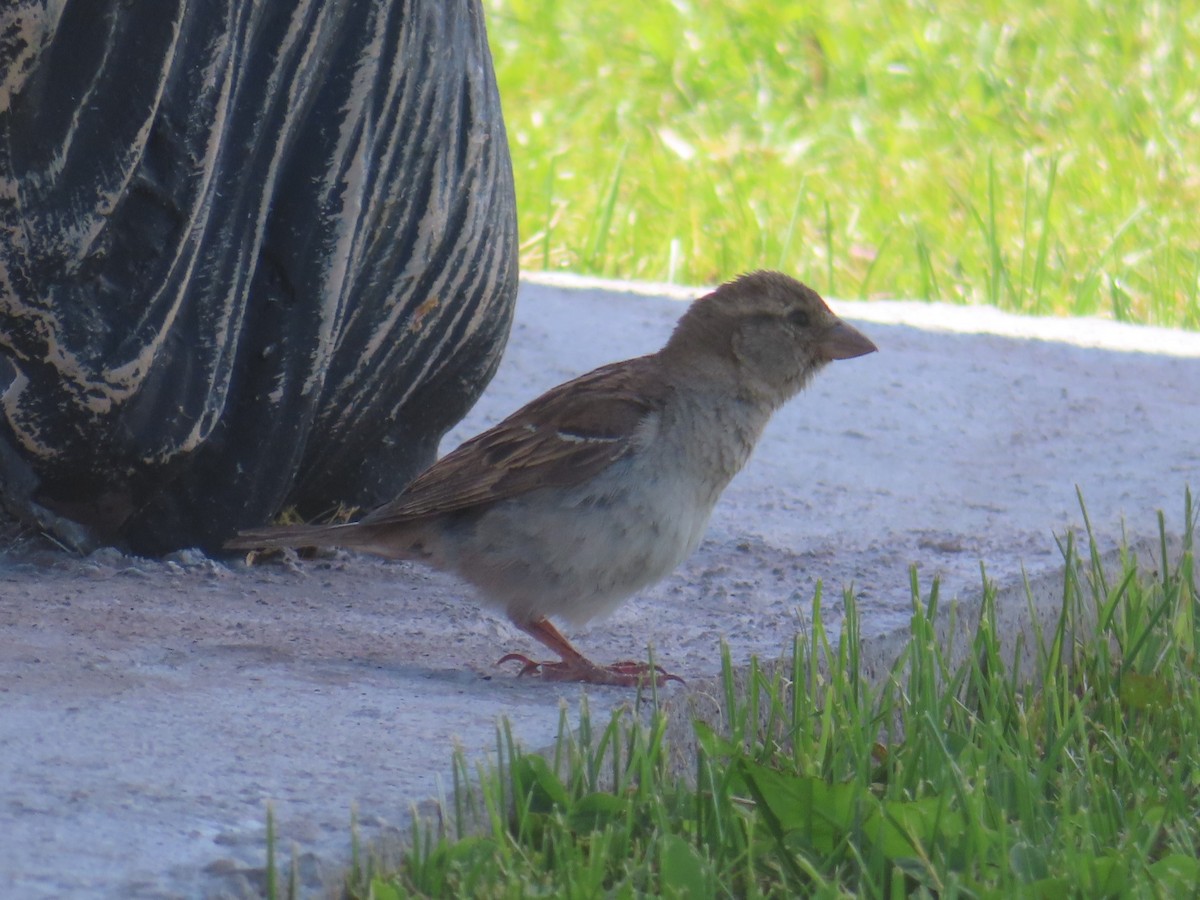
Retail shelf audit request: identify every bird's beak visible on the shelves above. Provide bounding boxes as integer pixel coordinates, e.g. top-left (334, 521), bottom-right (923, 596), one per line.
top-left (819, 320), bottom-right (878, 361)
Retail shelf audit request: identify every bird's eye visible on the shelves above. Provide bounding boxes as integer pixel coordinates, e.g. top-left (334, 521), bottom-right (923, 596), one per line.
top-left (787, 308), bottom-right (811, 328)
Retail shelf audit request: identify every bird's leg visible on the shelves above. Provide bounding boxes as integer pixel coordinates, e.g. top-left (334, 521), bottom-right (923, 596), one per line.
top-left (498, 616), bottom-right (683, 687)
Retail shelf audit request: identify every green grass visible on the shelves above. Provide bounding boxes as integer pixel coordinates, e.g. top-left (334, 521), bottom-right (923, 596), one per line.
top-left (487, 0), bottom-right (1200, 328)
top-left (340, 494), bottom-right (1198, 897)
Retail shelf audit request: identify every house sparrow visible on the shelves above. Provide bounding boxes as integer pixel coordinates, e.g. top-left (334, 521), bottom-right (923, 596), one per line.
top-left (226, 271), bottom-right (877, 686)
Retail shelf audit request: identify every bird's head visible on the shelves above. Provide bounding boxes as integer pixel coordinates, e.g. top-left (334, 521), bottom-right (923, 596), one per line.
top-left (663, 270), bottom-right (877, 405)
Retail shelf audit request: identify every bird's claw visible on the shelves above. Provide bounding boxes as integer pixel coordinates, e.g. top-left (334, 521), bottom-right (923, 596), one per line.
top-left (496, 652), bottom-right (543, 677)
top-left (496, 653), bottom-right (684, 687)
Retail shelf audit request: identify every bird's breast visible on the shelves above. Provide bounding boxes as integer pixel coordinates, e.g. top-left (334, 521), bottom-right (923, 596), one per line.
top-left (442, 395), bottom-right (770, 626)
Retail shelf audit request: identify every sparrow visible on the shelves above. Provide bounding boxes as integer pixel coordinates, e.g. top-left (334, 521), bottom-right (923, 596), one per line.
top-left (226, 271), bottom-right (877, 686)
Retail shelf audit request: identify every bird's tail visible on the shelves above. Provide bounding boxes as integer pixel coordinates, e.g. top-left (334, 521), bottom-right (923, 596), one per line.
top-left (225, 519), bottom-right (431, 561)
top-left (224, 522), bottom-right (366, 552)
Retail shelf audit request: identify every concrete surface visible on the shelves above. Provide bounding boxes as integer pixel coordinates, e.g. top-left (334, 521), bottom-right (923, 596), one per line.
top-left (2, 272), bottom-right (1198, 897)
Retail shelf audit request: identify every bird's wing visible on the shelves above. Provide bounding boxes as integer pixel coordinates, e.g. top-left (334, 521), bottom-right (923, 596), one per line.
top-left (360, 356), bottom-right (668, 524)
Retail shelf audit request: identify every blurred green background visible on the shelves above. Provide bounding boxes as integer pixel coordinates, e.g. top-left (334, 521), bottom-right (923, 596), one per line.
top-left (487, 0), bottom-right (1200, 328)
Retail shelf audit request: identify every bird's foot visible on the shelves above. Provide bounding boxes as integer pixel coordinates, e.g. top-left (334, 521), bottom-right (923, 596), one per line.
top-left (497, 653), bottom-right (684, 687)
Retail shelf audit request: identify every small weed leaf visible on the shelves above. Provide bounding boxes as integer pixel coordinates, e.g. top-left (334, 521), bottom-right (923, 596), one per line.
top-left (867, 795), bottom-right (967, 861)
top-left (513, 754), bottom-right (569, 814)
top-left (1081, 852), bottom-right (1131, 897)
top-left (737, 759), bottom-right (860, 853)
top-left (565, 792), bottom-right (627, 833)
top-left (1118, 671), bottom-right (1172, 713)
top-left (658, 833), bottom-right (714, 898)
top-left (1149, 853), bottom-right (1200, 890)
top-left (1018, 875), bottom-right (1073, 899)
top-left (441, 835), bottom-right (502, 871)
top-left (692, 718), bottom-right (742, 760)
top-left (739, 757), bottom-right (977, 877)
top-left (368, 879), bottom-right (404, 900)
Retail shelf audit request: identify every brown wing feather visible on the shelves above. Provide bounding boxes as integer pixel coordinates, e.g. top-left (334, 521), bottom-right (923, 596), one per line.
top-left (361, 356), bottom-right (668, 524)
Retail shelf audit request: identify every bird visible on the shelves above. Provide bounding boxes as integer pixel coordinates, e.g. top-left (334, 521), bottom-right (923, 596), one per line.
top-left (226, 271), bottom-right (877, 686)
